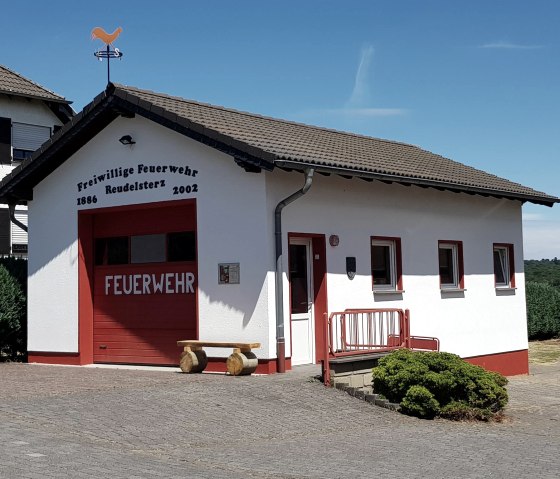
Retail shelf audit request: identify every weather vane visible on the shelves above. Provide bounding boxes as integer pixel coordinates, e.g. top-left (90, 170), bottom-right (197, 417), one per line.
top-left (92, 27), bottom-right (123, 84)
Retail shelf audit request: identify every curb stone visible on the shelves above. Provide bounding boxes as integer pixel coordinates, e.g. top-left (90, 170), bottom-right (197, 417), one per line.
top-left (331, 381), bottom-right (401, 412)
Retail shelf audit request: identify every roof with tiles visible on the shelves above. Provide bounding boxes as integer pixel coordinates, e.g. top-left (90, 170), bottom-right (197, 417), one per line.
top-left (0, 65), bottom-right (70, 103)
top-left (0, 83), bottom-right (557, 206)
top-left (115, 84), bottom-right (558, 203)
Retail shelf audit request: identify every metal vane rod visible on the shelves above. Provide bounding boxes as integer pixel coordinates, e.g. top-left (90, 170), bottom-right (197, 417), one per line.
top-left (93, 45), bottom-right (123, 84)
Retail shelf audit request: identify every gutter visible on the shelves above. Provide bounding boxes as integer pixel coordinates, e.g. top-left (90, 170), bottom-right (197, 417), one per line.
top-left (8, 203), bottom-right (27, 233)
top-left (274, 160), bottom-right (560, 208)
top-left (274, 168), bottom-right (314, 373)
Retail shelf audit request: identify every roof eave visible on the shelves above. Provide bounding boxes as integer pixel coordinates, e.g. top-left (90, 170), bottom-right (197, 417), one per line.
top-left (275, 159), bottom-right (560, 207)
top-left (0, 89), bottom-right (71, 105)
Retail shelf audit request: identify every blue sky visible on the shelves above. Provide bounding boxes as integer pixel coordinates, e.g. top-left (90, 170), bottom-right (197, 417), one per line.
top-left (2, 1), bottom-right (559, 258)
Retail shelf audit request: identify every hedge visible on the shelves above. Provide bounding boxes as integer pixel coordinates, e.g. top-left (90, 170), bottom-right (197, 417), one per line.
top-left (526, 281), bottom-right (560, 339)
top-left (0, 263), bottom-right (27, 361)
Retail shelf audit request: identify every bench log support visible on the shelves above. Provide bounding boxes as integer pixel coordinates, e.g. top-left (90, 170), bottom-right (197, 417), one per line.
top-left (179, 346), bottom-right (208, 374)
top-left (177, 341), bottom-right (261, 376)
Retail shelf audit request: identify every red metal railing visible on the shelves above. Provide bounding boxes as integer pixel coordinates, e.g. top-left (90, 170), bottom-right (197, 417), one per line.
top-left (322, 308), bottom-right (439, 386)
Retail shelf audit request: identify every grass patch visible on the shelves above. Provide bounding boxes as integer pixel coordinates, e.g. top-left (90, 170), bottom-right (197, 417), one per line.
top-left (529, 339), bottom-right (560, 364)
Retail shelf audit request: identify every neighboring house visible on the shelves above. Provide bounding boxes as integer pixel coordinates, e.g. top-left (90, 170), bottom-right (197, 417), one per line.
top-left (0, 65), bottom-right (73, 255)
top-left (0, 83), bottom-right (557, 375)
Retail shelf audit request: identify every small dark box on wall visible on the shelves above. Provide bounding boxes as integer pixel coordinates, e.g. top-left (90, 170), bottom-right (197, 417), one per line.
top-left (346, 257), bottom-right (356, 280)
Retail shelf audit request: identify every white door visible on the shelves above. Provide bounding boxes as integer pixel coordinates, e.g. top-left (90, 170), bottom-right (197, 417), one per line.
top-left (289, 239), bottom-right (314, 365)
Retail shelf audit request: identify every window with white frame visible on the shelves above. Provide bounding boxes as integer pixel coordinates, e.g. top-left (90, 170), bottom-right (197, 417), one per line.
top-left (371, 237), bottom-right (402, 291)
top-left (438, 241), bottom-right (464, 289)
top-left (493, 244), bottom-right (515, 288)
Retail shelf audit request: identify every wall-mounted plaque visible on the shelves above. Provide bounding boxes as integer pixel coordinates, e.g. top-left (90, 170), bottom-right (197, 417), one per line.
top-left (218, 263), bottom-right (240, 284)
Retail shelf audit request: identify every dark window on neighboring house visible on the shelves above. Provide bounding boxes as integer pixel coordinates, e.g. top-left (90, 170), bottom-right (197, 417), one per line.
top-left (12, 149), bottom-right (33, 161)
top-left (0, 117), bottom-right (11, 165)
top-left (0, 209), bottom-right (10, 254)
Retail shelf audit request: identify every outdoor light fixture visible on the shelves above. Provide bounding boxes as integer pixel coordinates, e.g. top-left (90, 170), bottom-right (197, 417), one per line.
top-left (119, 135), bottom-right (135, 145)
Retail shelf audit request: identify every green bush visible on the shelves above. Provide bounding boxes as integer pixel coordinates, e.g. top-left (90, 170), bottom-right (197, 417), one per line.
top-left (0, 257), bottom-right (27, 294)
top-left (400, 385), bottom-right (439, 419)
top-left (526, 281), bottom-right (560, 339)
top-left (0, 264), bottom-right (27, 361)
top-left (372, 349), bottom-right (508, 421)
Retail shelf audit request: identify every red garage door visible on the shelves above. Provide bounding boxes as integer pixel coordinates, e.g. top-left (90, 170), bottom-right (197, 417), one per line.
top-left (92, 202), bottom-right (197, 365)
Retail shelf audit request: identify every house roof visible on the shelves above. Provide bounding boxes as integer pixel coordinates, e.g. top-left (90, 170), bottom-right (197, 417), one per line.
top-left (0, 65), bottom-right (71, 104)
top-left (0, 83), bottom-right (558, 206)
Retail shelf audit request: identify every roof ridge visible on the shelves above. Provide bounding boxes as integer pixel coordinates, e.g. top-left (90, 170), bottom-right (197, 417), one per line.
top-left (113, 83), bottom-right (420, 150)
top-left (0, 64), bottom-right (68, 102)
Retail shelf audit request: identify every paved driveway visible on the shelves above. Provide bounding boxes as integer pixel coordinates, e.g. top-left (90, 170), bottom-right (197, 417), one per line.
top-left (1, 361), bottom-right (558, 479)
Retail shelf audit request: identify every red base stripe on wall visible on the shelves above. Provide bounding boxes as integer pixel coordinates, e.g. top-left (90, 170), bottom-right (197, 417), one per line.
top-left (205, 357), bottom-right (292, 375)
top-left (464, 349), bottom-right (528, 376)
top-left (27, 353), bottom-right (292, 374)
top-left (28, 352), bottom-right (84, 366)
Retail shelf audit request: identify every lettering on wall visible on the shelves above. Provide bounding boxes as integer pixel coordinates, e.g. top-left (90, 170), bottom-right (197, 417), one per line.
top-left (76, 163), bottom-right (199, 205)
top-left (104, 272), bottom-right (196, 295)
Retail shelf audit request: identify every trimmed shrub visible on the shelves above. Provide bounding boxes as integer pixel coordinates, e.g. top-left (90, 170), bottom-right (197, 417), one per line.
top-left (0, 264), bottom-right (27, 361)
top-left (372, 349), bottom-right (508, 421)
top-left (400, 385), bottom-right (439, 419)
top-left (526, 281), bottom-right (560, 339)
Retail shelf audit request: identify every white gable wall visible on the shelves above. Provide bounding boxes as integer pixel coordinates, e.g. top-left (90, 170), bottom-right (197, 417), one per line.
top-left (28, 116), bottom-right (273, 357)
top-left (266, 169), bottom-right (527, 359)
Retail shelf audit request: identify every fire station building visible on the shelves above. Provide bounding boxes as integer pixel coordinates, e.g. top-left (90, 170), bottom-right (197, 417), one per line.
top-left (0, 83), bottom-right (557, 374)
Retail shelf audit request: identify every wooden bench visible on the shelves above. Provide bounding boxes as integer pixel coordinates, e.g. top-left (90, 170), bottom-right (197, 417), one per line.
top-left (177, 340), bottom-right (261, 376)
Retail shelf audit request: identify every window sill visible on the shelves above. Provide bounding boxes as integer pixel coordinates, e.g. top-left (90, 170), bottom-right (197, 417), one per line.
top-left (495, 287), bottom-right (516, 296)
top-left (440, 288), bottom-right (467, 292)
top-left (373, 289), bottom-right (404, 295)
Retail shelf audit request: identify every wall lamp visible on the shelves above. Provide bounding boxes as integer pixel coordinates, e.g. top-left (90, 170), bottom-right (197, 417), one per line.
top-left (119, 135), bottom-right (136, 145)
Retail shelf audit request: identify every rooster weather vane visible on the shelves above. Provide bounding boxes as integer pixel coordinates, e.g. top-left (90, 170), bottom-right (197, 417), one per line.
top-left (92, 27), bottom-right (123, 84)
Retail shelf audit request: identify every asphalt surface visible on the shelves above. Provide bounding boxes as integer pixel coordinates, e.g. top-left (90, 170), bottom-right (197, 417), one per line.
top-left (1, 360), bottom-right (558, 479)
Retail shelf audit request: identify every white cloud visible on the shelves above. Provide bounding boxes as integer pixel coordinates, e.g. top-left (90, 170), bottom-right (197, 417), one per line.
top-left (479, 41), bottom-right (544, 50)
top-left (347, 45), bottom-right (375, 108)
top-left (522, 212), bottom-right (544, 221)
top-left (299, 44), bottom-right (405, 120)
top-left (306, 107), bottom-right (407, 117)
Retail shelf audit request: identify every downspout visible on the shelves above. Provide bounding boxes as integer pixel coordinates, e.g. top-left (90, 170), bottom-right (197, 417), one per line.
top-left (8, 204), bottom-right (27, 233)
top-left (275, 168), bottom-right (314, 373)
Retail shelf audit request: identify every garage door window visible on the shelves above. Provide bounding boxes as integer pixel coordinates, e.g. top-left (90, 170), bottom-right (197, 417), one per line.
top-left (96, 231), bottom-right (196, 265)
top-left (168, 231), bottom-right (196, 262)
top-left (131, 234), bottom-right (166, 263)
top-left (95, 237), bottom-right (129, 265)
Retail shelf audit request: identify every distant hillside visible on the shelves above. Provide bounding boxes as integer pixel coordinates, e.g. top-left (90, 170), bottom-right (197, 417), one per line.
top-left (525, 258), bottom-right (560, 289)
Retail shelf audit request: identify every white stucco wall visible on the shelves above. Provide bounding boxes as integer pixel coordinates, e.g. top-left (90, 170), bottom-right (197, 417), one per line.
top-left (27, 113), bottom-right (528, 363)
top-left (28, 116), bottom-right (273, 357)
top-left (266, 169), bottom-right (528, 359)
